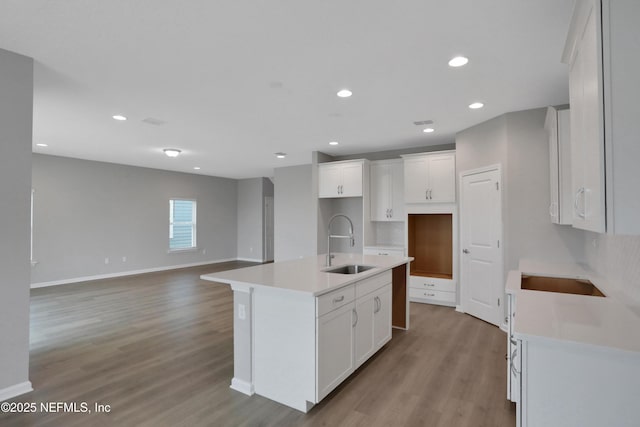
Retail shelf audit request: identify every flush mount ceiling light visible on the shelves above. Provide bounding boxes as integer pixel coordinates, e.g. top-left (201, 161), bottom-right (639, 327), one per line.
top-left (337, 89), bottom-right (352, 98)
top-left (36, 143), bottom-right (48, 147)
top-left (193, 166), bottom-right (201, 170)
top-left (112, 115), bottom-right (127, 121)
top-left (329, 141), bottom-right (339, 146)
top-left (448, 56), bottom-right (469, 67)
top-left (275, 152), bottom-right (287, 159)
top-left (469, 102), bottom-right (484, 109)
top-left (423, 128), bottom-right (435, 133)
top-left (163, 148), bottom-right (182, 158)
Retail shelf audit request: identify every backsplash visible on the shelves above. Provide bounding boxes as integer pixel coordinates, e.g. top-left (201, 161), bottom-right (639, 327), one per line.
top-left (585, 232), bottom-right (640, 306)
top-left (374, 222), bottom-right (405, 247)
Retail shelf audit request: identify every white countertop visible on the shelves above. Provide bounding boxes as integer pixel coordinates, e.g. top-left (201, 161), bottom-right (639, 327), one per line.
top-left (200, 253), bottom-right (413, 296)
top-left (508, 259), bottom-right (640, 354)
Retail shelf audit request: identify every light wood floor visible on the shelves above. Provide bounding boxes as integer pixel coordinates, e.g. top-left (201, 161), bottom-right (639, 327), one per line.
top-left (1, 262), bottom-right (515, 427)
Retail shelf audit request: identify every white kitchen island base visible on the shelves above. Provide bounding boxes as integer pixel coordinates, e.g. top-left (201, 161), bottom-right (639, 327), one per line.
top-left (201, 253), bottom-right (412, 412)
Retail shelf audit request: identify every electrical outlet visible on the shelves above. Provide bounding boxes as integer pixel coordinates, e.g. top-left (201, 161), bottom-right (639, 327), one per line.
top-left (104, 257), bottom-right (109, 265)
top-left (250, 246), bottom-right (253, 253)
top-left (122, 256), bottom-right (127, 262)
top-left (238, 304), bottom-right (246, 320)
top-left (202, 248), bottom-right (206, 255)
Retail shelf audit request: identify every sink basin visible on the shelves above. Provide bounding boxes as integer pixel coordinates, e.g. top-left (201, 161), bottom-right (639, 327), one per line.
top-left (521, 275), bottom-right (605, 297)
top-left (325, 264), bottom-right (375, 275)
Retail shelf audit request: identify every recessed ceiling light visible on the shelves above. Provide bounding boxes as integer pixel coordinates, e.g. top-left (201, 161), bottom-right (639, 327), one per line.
top-left (329, 141), bottom-right (339, 146)
top-left (469, 102), bottom-right (484, 109)
top-left (193, 166), bottom-right (201, 170)
top-left (423, 128), bottom-right (435, 133)
top-left (163, 148), bottom-right (181, 157)
top-left (36, 143), bottom-right (48, 147)
top-left (337, 89), bottom-right (352, 98)
top-left (112, 115), bottom-right (127, 121)
top-left (275, 152), bottom-right (287, 159)
top-left (448, 56), bottom-right (469, 67)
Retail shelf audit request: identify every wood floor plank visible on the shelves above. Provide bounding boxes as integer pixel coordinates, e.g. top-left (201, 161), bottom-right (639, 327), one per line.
top-left (0, 262), bottom-right (515, 427)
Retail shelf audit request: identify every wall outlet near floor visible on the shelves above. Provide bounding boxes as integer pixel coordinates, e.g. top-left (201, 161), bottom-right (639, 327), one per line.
top-left (238, 304), bottom-right (246, 320)
top-left (122, 256), bottom-right (127, 262)
top-left (202, 248), bottom-right (206, 255)
top-left (104, 257), bottom-right (109, 265)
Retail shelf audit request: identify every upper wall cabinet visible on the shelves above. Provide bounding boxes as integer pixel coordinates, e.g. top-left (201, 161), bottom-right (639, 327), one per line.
top-left (545, 106), bottom-right (572, 225)
top-left (402, 151), bottom-right (456, 204)
top-left (318, 160), bottom-right (364, 198)
top-left (563, 0), bottom-right (640, 235)
top-left (370, 159), bottom-right (404, 221)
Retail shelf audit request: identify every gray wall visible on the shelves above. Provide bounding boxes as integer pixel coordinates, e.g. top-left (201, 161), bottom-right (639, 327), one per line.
top-left (31, 154), bottom-right (238, 284)
top-left (237, 178), bottom-right (264, 261)
top-left (0, 49), bottom-right (32, 396)
top-left (274, 164), bottom-right (316, 261)
top-left (456, 108), bottom-right (585, 277)
top-left (504, 109), bottom-right (585, 270)
top-left (331, 143), bottom-right (456, 162)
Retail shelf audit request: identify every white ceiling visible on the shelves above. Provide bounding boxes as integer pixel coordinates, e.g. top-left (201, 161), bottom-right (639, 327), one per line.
top-left (0, 0), bottom-right (574, 179)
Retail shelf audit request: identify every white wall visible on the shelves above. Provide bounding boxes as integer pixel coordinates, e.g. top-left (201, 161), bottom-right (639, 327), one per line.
top-left (0, 48), bottom-right (33, 399)
top-left (237, 178), bottom-right (264, 261)
top-left (504, 108), bottom-right (585, 270)
top-left (585, 233), bottom-right (640, 307)
top-left (31, 154), bottom-right (238, 285)
top-left (456, 108), bottom-right (585, 277)
top-left (274, 164), bottom-right (316, 261)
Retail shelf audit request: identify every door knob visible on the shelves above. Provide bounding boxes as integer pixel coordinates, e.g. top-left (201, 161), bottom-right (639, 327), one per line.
top-left (463, 249), bottom-right (470, 254)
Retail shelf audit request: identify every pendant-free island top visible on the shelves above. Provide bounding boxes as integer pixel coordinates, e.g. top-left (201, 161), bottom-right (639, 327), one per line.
top-left (200, 253), bottom-right (413, 412)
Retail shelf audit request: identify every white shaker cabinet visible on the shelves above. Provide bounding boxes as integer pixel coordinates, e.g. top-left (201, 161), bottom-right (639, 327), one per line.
top-left (318, 160), bottom-right (364, 198)
top-left (316, 302), bottom-right (356, 401)
top-left (563, 0), bottom-right (640, 234)
top-left (402, 151), bottom-right (456, 203)
top-left (316, 272), bottom-right (392, 402)
top-left (545, 106), bottom-right (572, 225)
top-left (370, 159), bottom-right (404, 221)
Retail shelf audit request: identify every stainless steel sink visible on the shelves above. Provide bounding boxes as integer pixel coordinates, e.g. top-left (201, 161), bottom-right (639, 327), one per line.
top-left (324, 264), bottom-right (375, 274)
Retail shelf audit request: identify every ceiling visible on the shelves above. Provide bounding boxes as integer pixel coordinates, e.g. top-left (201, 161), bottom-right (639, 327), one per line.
top-left (0, 0), bottom-right (574, 179)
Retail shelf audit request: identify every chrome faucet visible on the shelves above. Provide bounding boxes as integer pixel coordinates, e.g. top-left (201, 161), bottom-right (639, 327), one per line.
top-left (326, 213), bottom-right (355, 266)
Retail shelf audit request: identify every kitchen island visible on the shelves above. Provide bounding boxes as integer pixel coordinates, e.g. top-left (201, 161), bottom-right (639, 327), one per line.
top-left (201, 253), bottom-right (413, 412)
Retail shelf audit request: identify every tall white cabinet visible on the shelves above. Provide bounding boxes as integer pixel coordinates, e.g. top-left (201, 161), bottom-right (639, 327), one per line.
top-left (370, 159), bottom-right (404, 221)
top-left (563, 0), bottom-right (640, 235)
top-left (545, 106), bottom-right (572, 225)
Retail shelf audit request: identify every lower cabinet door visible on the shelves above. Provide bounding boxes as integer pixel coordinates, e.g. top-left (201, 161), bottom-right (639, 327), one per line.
top-left (316, 303), bottom-right (355, 401)
top-left (373, 285), bottom-right (392, 350)
top-left (354, 294), bottom-right (375, 368)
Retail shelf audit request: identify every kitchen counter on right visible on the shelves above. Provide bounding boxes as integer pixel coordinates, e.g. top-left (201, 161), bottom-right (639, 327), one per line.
top-left (508, 259), bottom-right (640, 354)
top-left (505, 259), bottom-right (640, 427)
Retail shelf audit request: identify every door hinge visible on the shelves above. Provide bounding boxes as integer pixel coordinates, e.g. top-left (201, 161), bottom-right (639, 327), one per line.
top-left (497, 240), bottom-right (500, 248)
top-left (496, 181), bottom-right (499, 190)
top-left (498, 298), bottom-right (501, 307)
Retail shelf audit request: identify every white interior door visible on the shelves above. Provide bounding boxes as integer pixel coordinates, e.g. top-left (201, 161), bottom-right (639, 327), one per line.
top-left (460, 167), bottom-right (503, 326)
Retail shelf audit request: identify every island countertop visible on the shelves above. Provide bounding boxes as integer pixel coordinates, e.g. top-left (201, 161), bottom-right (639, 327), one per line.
top-left (200, 253), bottom-right (413, 296)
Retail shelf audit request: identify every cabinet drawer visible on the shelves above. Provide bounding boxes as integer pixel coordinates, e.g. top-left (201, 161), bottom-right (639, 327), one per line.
top-left (409, 276), bottom-right (455, 292)
top-left (317, 285), bottom-right (355, 317)
top-left (409, 288), bottom-right (456, 303)
top-left (363, 247), bottom-right (405, 257)
top-left (355, 271), bottom-right (392, 299)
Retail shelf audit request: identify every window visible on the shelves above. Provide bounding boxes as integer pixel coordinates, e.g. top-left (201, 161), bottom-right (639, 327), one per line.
top-left (169, 199), bottom-right (197, 250)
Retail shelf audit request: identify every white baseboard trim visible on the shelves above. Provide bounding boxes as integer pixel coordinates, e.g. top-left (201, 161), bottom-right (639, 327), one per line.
top-left (500, 323), bottom-right (508, 334)
top-left (236, 257), bottom-right (263, 263)
top-left (30, 258), bottom-right (238, 289)
top-left (230, 378), bottom-right (254, 396)
top-left (0, 381), bottom-right (33, 402)
top-left (455, 305), bottom-right (465, 313)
